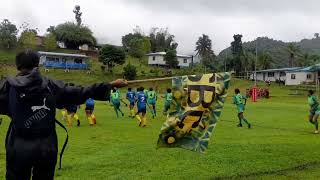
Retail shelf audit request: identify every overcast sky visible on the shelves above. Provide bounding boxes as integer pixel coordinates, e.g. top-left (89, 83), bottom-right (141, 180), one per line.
top-left (1, 0), bottom-right (320, 54)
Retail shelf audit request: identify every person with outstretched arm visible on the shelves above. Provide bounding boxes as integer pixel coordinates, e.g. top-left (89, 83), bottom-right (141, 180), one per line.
top-left (0, 50), bottom-right (127, 180)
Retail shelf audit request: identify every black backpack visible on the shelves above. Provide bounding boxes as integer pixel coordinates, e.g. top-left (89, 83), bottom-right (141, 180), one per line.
top-left (8, 83), bottom-right (68, 169)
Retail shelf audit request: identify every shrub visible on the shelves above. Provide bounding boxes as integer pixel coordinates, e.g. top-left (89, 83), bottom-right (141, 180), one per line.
top-left (123, 63), bottom-right (137, 80)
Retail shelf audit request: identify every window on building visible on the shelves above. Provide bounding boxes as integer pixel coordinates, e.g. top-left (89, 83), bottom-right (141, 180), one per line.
top-left (307, 74), bottom-right (312, 79)
top-left (183, 58), bottom-right (188, 63)
top-left (280, 72), bottom-right (286, 77)
top-left (74, 58), bottom-right (83, 64)
top-left (268, 72), bottom-right (274, 77)
top-left (152, 56), bottom-right (156, 61)
top-left (291, 74), bottom-right (296, 79)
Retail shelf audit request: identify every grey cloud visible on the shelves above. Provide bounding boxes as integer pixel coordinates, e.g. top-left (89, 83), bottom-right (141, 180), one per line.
top-left (121, 0), bottom-right (320, 15)
top-left (1, 0), bottom-right (320, 54)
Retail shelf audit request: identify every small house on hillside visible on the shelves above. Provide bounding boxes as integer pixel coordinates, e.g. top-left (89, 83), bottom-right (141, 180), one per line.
top-left (146, 52), bottom-right (196, 68)
top-left (250, 66), bottom-right (319, 85)
top-left (38, 51), bottom-right (89, 70)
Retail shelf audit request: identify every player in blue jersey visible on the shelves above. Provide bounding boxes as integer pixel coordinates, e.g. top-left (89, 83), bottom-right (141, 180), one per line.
top-left (126, 88), bottom-right (136, 118)
top-left (135, 87), bottom-right (147, 127)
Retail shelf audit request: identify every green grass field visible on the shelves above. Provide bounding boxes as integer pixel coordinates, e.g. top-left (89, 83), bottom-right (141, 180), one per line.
top-left (1, 79), bottom-right (320, 179)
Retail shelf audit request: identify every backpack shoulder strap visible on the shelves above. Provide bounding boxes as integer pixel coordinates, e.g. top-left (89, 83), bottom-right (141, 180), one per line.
top-left (55, 119), bottom-right (69, 169)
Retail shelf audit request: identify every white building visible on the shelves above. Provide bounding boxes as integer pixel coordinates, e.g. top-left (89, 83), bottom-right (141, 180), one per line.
top-left (146, 52), bottom-right (197, 68)
top-left (250, 67), bottom-right (318, 85)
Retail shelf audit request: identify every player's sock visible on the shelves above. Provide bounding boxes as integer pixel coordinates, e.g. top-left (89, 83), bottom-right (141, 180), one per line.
top-left (67, 115), bottom-right (72, 127)
top-left (91, 114), bottom-right (96, 124)
top-left (130, 109), bottom-right (134, 117)
top-left (242, 118), bottom-right (250, 126)
top-left (77, 120), bottom-right (80, 127)
top-left (309, 120), bottom-right (315, 125)
top-left (142, 116), bottom-right (147, 127)
top-left (114, 107), bottom-right (119, 118)
top-left (315, 121), bottom-right (319, 130)
top-left (88, 116), bottom-right (93, 125)
top-left (135, 115), bottom-right (142, 126)
top-left (237, 115), bottom-right (242, 126)
top-left (118, 108), bottom-right (124, 117)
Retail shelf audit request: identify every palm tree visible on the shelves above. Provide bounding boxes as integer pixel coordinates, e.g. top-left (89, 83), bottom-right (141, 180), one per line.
top-left (195, 34), bottom-right (214, 58)
top-left (241, 49), bottom-right (256, 72)
top-left (286, 43), bottom-right (300, 67)
top-left (297, 53), bottom-right (312, 67)
top-left (258, 52), bottom-right (273, 70)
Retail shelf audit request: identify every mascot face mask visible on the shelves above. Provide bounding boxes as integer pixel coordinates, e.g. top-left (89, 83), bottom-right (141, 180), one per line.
top-left (157, 72), bottom-right (230, 153)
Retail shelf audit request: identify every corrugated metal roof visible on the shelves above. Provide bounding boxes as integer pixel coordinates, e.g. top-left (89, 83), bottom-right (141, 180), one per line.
top-left (292, 64), bottom-right (320, 72)
top-left (38, 51), bottom-right (88, 58)
top-left (254, 67), bottom-right (302, 73)
top-left (146, 52), bottom-right (192, 58)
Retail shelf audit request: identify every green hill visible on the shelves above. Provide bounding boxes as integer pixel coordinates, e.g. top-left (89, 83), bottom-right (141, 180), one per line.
top-left (218, 37), bottom-right (320, 69)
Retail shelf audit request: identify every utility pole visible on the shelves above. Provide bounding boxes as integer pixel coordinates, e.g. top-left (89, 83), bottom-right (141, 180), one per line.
top-left (255, 39), bottom-right (258, 86)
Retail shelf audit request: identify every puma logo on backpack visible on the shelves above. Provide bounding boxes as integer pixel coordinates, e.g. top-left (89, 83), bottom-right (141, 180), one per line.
top-left (31, 98), bottom-right (50, 112)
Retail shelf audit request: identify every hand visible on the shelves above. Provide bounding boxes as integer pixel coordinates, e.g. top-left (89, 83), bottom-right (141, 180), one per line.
top-left (110, 79), bottom-right (128, 88)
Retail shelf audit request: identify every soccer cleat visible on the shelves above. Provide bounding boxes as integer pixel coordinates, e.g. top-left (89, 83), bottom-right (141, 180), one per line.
top-left (237, 124), bottom-right (243, 127)
top-left (314, 130), bottom-right (319, 134)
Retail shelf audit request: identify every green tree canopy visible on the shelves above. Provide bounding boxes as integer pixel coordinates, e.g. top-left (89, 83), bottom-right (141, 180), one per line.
top-left (54, 22), bottom-right (96, 49)
top-left (19, 31), bottom-right (37, 49)
top-left (231, 34), bottom-right (243, 75)
top-left (164, 49), bottom-right (178, 68)
top-left (0, 19), bottom-right (18, 49)
top-left (258, 52), bottom-right (273, 70)
top-left (149, 28), bottom-right (178, 52)
top-left (286, 43), bottom-right (300, 67)
top-left (195, 34), bottom-right (216, 70)
top-left (44, 33), bottom-right (57, 51)
top-left (122, 32), bottom-right (151, 59)
top-left (99, 45), bottom-right (126, 70)
top-left (195, 34), bottom-right (214, 57)
top-left (123, 63), bottom-right (137, 80)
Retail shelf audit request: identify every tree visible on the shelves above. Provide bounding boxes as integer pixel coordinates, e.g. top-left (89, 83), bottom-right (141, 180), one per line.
top-left (0, 19), bottom-right (18, 49)
top-left (195, 34), bottom-right (216, 69)
top-left (19, 31), bottom-right (37, 49)
top-left (231, 34), bottom-right (243, 75)
top-left (123, 63), bottom-right (137, 80)
top-left (122, 32), bottom-right (151, 59)
top-left (47, 26), bottom-right (55, 34)
top-left (258, 52), bottom-right (273, 70)
top-left (99, 45), bottom-right (126, 71)
top-left (195, 34), bottom-right (214, 57)
top-left (297, 53), bottom-right (312, 67)
top-left (286, 43), bottom-right (300, 67)
top-left (310, 54), bottom-right (320, 64)
top-left (54, 22), bottom-right (96, 49)
top-left (149, 28), bottom-right (178, 52)
top-left (164, 49), bottom-right (178, 68)
top-left (44, 33), bottom-right (57, 51)
top-left (241, 49), bottom-right (256, 72)
top-left (73, 5), bottom-right (82, 26)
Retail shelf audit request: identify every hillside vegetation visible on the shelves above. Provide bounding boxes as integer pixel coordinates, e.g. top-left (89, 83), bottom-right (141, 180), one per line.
top-left (218, 37), bottom-right (320, 69)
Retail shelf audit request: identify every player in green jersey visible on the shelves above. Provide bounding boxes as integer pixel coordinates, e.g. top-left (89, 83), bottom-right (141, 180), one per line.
top-left (147, 87), bottom-right (157, 118)
top-left (163, 88), bottom-right (173, 115)
top-left (308, 90), bottom-right (319, 134)
top-left (233, 88), bottom-right (251, 128)
top-left (110, 88), bottom-right (124, 118)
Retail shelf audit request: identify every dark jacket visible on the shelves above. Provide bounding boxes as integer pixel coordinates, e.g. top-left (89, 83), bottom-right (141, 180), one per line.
top-left (0, 68), bottom-right (111, 117)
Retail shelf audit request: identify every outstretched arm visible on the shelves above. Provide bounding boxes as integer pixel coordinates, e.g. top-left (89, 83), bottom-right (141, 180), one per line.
top-left (52, 79), bottom-right (127, 108)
